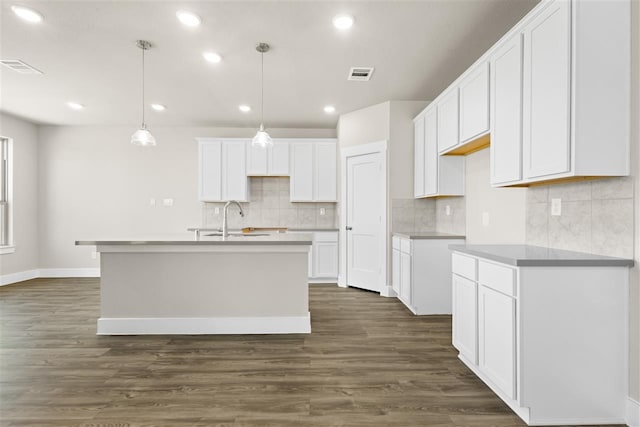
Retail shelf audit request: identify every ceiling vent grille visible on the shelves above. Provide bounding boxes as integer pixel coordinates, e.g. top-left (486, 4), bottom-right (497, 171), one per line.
top-left (348, 67), bottom-right (374, 81)
top-left (0, 59), bottom-right (43, 74)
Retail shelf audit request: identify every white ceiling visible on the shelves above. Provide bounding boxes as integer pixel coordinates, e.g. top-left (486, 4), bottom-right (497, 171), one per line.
top-left (0, 0), bottom-right (539, 129)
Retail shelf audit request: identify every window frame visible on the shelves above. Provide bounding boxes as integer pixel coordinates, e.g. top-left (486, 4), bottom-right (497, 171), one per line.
top-left (0, 136), bottom-right (14, 255)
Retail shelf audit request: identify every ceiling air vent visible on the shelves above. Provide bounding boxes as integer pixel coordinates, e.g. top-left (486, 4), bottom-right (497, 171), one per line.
top-left (0, 59), bottom-right (43, 75)
top-left (348, 67), bottom-right (374, 81)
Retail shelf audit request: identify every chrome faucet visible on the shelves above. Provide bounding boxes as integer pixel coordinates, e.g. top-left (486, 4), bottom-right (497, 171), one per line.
top-left (222, 200), bottom-right (245, 238)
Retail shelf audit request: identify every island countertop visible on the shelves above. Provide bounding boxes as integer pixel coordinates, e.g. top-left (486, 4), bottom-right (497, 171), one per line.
top-left (393, 231), bottom-right (465, 240)
top-left (449, 244), bottom-right (634, 267)
top-left (76, 233), bottom-right (312, 246)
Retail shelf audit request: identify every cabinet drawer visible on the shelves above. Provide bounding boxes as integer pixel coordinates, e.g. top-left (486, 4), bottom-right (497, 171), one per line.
top-left (392, 236), bottom-right (401, 250)
top-left (452, 253), bottom-right (476, 281)
top-left (314, 232), bottom-right (338, 243)
top-left (400, 238), bottom-right (412, 254)
top-left (478, 261), bottom-right (515, 297)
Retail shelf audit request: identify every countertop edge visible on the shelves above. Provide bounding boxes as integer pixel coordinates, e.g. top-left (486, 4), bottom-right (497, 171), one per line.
top-left (393, 232), bottom-right (466, 240)
top-left (76, 240), bottom-right (312, 246)
top-left (449, 245), bottom-right (634, 268)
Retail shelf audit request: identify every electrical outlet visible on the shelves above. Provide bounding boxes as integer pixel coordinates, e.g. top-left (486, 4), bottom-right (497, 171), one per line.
top-left (162, 198), bottom-right (174, 207)
top-left (320, 208), bottom-right (326, 216)
top-left (482, 212), bottom-right (490, 227)
top-left (91, 251), bottom-right (98, 259)
top-left (445, 205), bottom-right (451, 216)
top-left (214, 207), bottom-right (220, 215)
top-left (551, 198), bottom-right (562, 216)
top-left (149, 198), bottom-right (156, 207)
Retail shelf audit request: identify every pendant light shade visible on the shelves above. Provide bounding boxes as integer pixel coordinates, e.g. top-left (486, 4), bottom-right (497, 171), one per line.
top-left (252, 42), bottom-right (273, 148)
top-left (131, 40), bottom-right (156, 147)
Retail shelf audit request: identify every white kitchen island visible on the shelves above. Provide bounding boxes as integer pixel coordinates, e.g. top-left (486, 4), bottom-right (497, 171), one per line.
top-left (76, 233), bottom-right (312, 335)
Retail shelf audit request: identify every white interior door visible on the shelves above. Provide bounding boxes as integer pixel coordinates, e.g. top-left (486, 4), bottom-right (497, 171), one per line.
top-left (345, 152), bottom-right (383, 292)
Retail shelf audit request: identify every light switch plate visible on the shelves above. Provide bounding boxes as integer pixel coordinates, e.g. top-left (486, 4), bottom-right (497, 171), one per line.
top-left (482, 212), bottom-right (490, 227)
top-left (214, 207), bottom-right (220, 215)
top-left (445, 205), bottom-right (451, 216)
top-left (551, 198), bottom-right (562, 216)
top-left (320, 208), bottom-right (326, 216)
top-left (162, 198), bottom-right (174, 207)
top-left (149, 198), bottom-right (156, 207)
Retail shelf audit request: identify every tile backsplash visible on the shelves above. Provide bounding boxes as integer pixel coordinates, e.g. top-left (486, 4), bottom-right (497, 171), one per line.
top-left (203, 177), bottom-right (337, 229)
top-left (435, 197), bottom-right (466, 235)
top-left (525, 177), bottom-right (634, 258)
top-left (391, 198), bottom-right (437, 232)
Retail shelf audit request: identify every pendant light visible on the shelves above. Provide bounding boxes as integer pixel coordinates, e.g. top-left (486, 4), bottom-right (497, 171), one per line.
top-left (131, 40), bottom-right (156, 147)
top-left (252, 43), bottom-right (273, 148)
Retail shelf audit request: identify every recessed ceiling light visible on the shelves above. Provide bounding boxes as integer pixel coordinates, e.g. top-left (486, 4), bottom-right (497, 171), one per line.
top-left (238, 105), bottom-right (251, 113)
top-left (11, 5), bottom-right (43, 23)
top-left (324, 105), bottom-right (336, 114)
top-left (203, 52), bottom-right (222, 64)
top-left (176, 10), bottom-right (201, 27)
top-left (333, 14), bottom-right (354, 30)
top-left (67, 102), bottom-right (84, 110)
top-left (151, 104), bottom-right (166, 111)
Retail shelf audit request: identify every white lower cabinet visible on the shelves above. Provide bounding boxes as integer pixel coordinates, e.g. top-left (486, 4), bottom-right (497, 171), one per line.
top-left (392, 235), bottom-right (465, 315)
top-left (478, 283), bottom-right (516, 400)
top-left (290, 231), bottom-right (338, 282)
top-left (452, 273), bottom-right (477, 364)
top-left (451, 250), bottom-right (629, 425)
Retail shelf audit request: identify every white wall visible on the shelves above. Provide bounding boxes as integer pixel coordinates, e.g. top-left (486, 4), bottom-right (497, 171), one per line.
top-left (0, 113), bottom-right (39, 276)
top-left (629, 0), bottom-right (639, 403)
top-left (337, 102), bottom-right (390, 148)
top-left (464, 148), bottom-right (526, 243)
top-left (37, 125), bottom-right (335, 269)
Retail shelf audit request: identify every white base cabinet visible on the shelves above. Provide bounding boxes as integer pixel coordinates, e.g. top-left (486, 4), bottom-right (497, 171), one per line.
top-left (451, 251), bottom-right (629, 426)
top-left (392, 235), bottom-right (465, 314)
top-left (290, 231), bottom-right (338, 282)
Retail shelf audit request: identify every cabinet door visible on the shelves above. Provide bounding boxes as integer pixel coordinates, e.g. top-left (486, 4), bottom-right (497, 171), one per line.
top-left (459, 62), bottom-right (490, 143)
top-left (290, 142), bottom-right (314, 201)
top-left (246, 143), bottom-right (268, 176)
top-left (452, 274), bottom-right (478, 364)
top-left (424, 108), bottom-right (438, 196)
top-left (522, 0), bottom-right (571, 180)
top-left (400, 251), bottom-right (412, 304)
top-left (478, 285), bottom-right (516, 400)
top-left (221, 142), bottom-right (247, 201)
top-left (437, 88), bottom-right (460, 153)
top-left (314, 241), bottom-right (338, 278)
top-left (414, 116), bottom-right (425, 198)
top-left (315, 142), bottom-right (337, 201)
top-left (491, 34), bottom-right (524, 185)
top-left (269, 141), bottom-right (290, 176)
top-left (198, 141), bottom-right (222, 201)
top-left (392, 248), bottom-right (401, 295)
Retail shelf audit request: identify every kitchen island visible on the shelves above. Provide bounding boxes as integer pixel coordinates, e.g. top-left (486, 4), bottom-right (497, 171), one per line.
top-left (76, 233), bottom-right (312, 335)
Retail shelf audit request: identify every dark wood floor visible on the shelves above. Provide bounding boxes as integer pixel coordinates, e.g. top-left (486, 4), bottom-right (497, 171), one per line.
top-left (0, 279), bottom-right (616, 427)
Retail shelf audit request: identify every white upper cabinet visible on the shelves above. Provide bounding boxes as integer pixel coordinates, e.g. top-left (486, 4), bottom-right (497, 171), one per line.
top-left (198, 138), bottom-right (248, 202)
top-left (413, 116), bottom-right (425, 198)
top-left (522, 0), bottom-right (571, 180)
top-left (437, 89), bottom-right (459, 153)
top-left (414, 107), bottom-right (465, 198)
top-left (490, 34), bottom-right (523, 185)
top-left (290, 140), bottom-right (337, 202)
top-left (510, 0), bottom-right (629, 185)
top-left (415, 0), bottom-right (630, 188)
top-left (246, 140), bottom-right (289, 176)
top-left (459, 61), bottom-right (490, 144)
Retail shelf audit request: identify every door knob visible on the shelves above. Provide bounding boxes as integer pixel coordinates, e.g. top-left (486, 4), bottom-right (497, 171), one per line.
top-left (346, 226), bottom-right (353, 231)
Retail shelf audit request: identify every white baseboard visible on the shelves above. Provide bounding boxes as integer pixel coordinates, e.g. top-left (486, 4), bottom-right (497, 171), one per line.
top-left (628, 397), bottom-right (640, 427)
top-left (38, 268), bottom-right (100, 278)
top-left (97, 313), bottom-right (312, 335)
top-left (0, 269), bottom-right (39, 286)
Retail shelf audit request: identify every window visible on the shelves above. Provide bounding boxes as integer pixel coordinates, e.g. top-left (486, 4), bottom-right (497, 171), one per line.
top-left (0, 136), bottom-right (13, 252)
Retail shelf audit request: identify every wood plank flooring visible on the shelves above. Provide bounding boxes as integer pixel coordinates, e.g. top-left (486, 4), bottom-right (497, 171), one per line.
top-left (0, 279), bottom-right (617, 427)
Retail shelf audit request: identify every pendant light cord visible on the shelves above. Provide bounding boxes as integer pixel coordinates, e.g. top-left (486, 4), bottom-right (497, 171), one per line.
top-left (260, 50), bottom-right (264, 127)
top-left (141, 45), bottom-right (145, 127)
